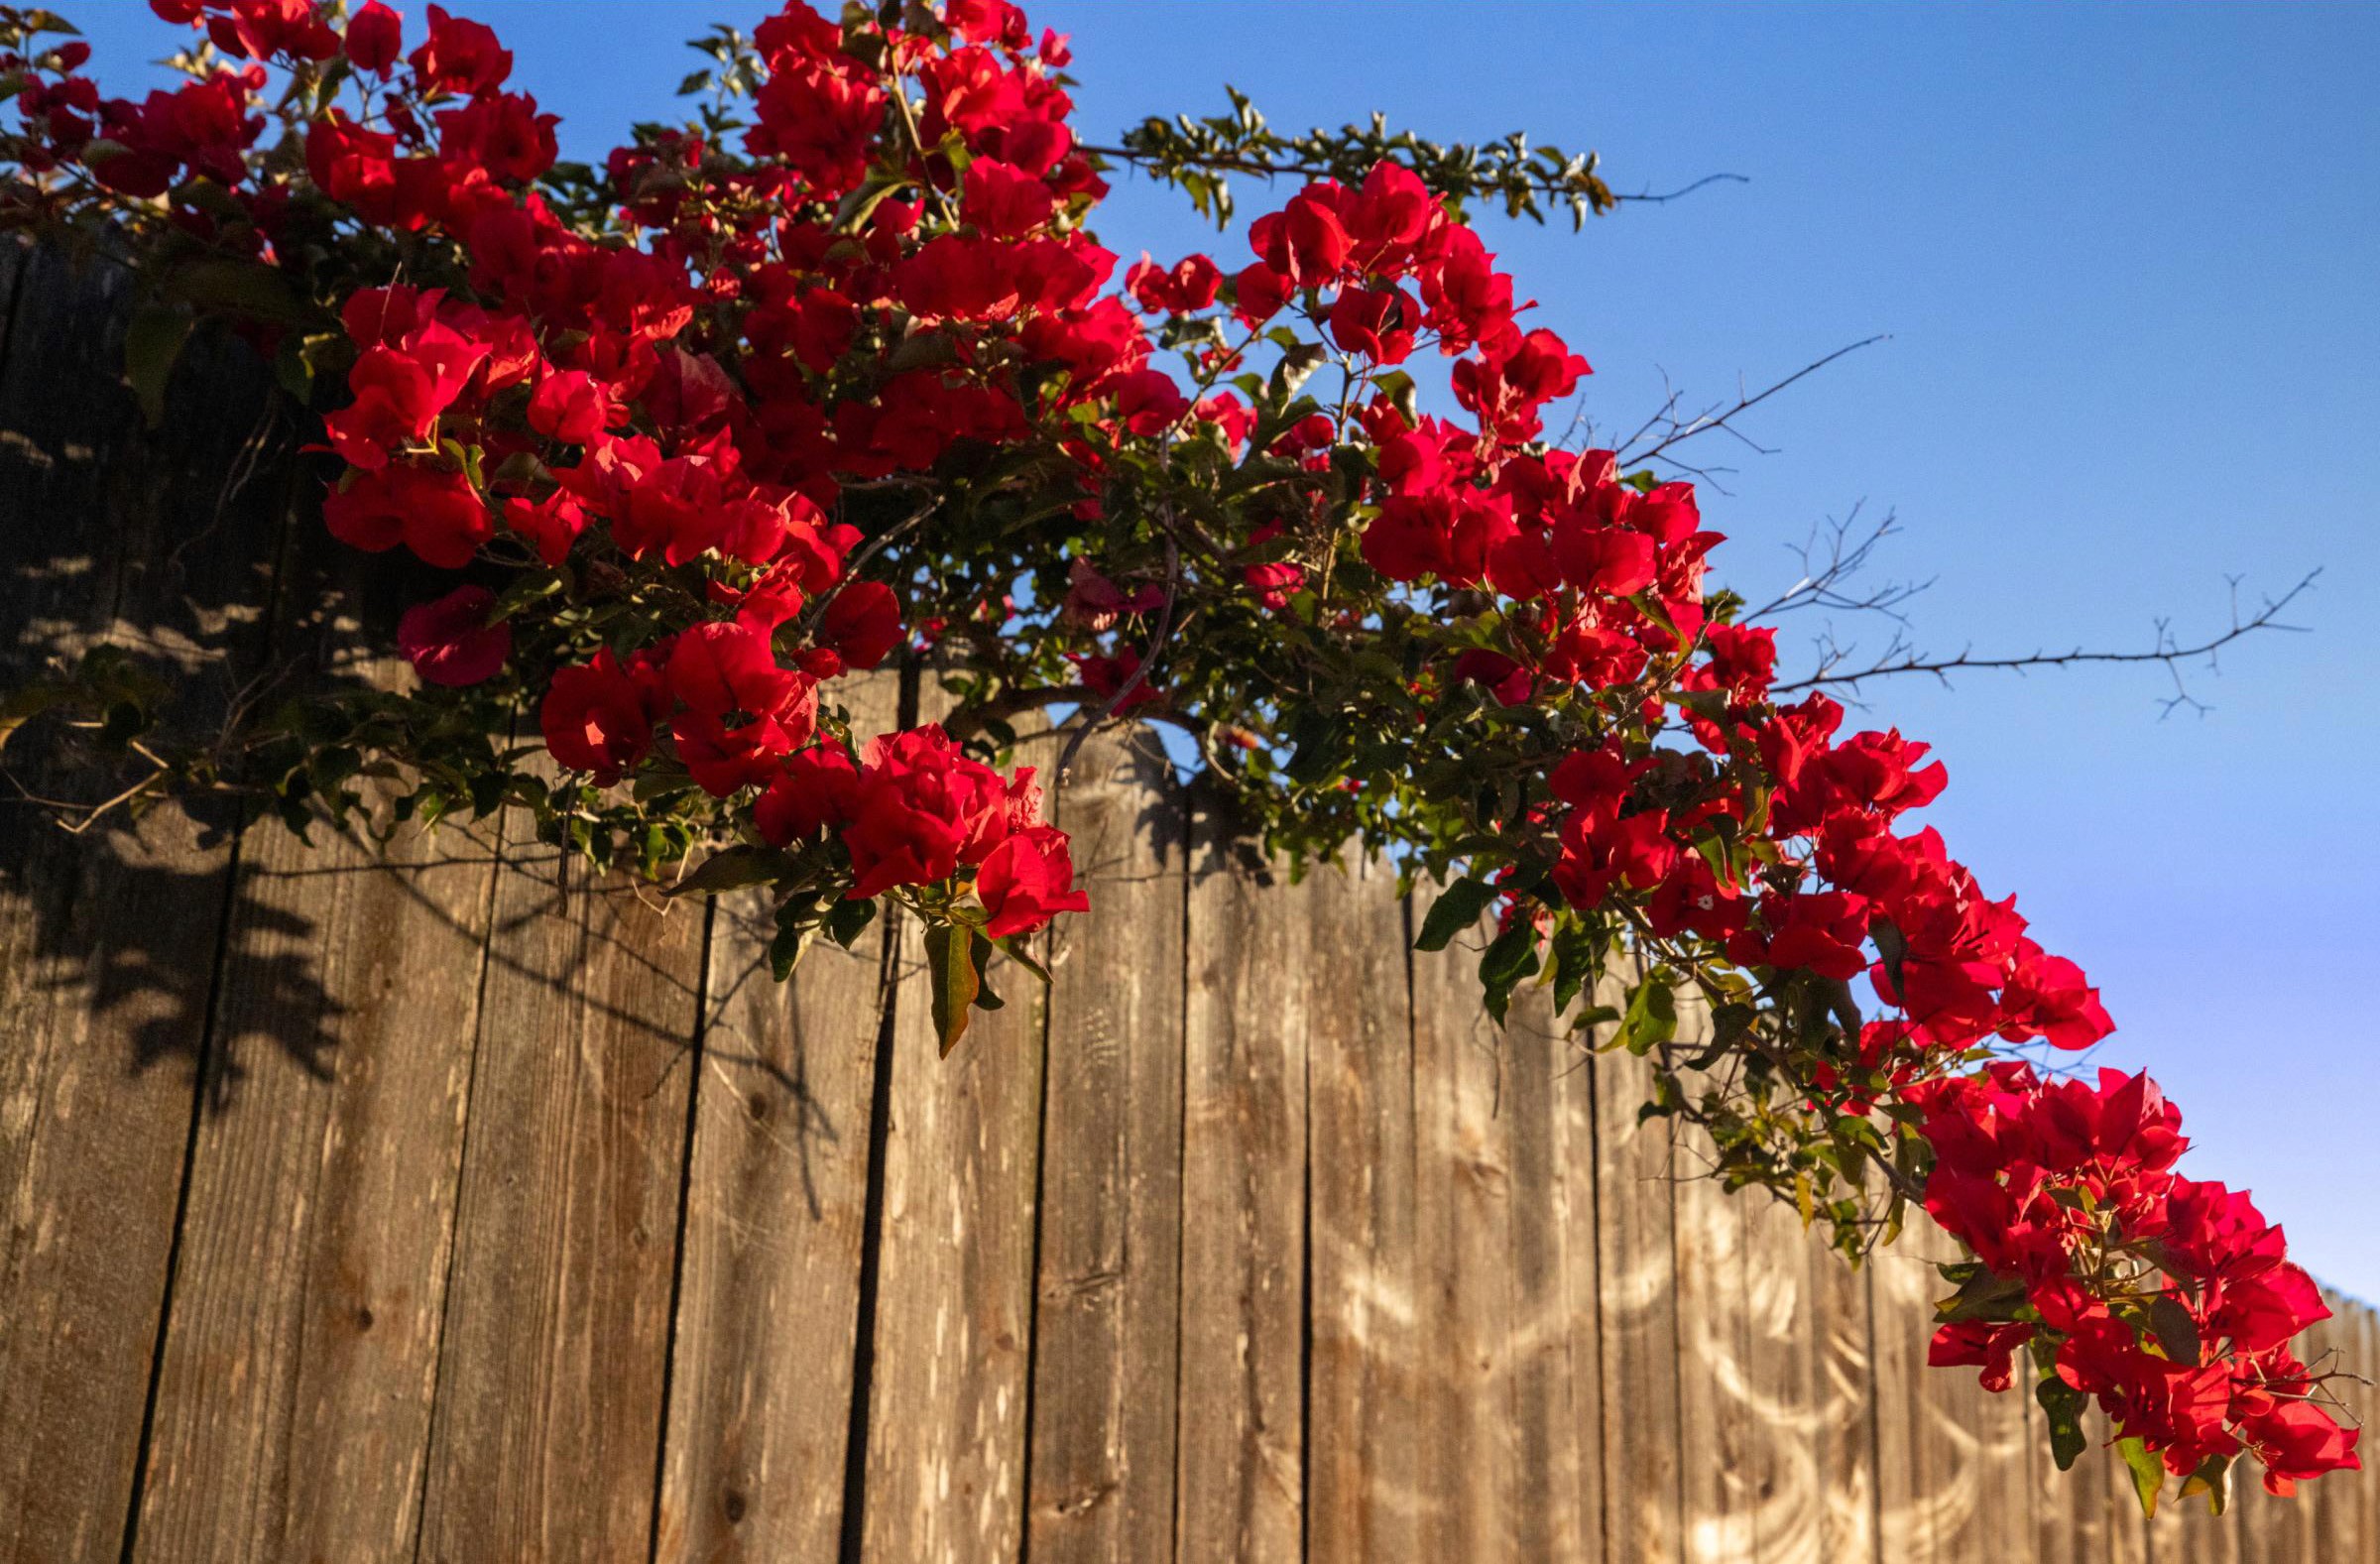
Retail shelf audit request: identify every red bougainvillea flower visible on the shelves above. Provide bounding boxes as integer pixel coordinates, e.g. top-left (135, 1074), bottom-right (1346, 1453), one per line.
top-left (819, 580), bottom-right (903, 671)
top-left (539, 649), bottom-right (661, 785)
top-left (396, 585), bottom-right (510, 687)
top-left (977, 824), bottom-right (1089, 937)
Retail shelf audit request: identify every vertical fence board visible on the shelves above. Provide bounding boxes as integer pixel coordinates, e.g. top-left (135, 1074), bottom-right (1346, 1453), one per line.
top-left (1596, 1015), bottom-right (1685, 1562)
top-left (1544, 986), bottom-right (1610, 1562)
top-left (855, 779), bottom-right (1050, 1562)
top-left (129, 803), bottom-right (498, 1564)
top-left (1023, 726), bottom-right (1188, 1564)
top-left (653, 672), bottom-right (899, 1564)
top-left (1407, 918), bottom-right (1517, 1563)
top-left (127, 468), bottom-right (509, 1560)
top-left (1304, 857), bottom-right (1419, 1564)
top-left (1742, 1191), bottom-right (1828, 1564)
top-left (1175, 796), bottom-right (1309, 1563)
top-left (1671, 1037), bottom-right (1754, 1564)
top-left (415, 859), bottom-right (705, 1562)
top-left (1871, 1214), bottom-right (1938, 1562)
top-left (0, 244), bottom-right (287, 1564)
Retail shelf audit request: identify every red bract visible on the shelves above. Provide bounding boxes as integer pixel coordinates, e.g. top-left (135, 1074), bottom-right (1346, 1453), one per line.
top-left (540, 650), bottom-right (661, 785)
top-left (976, 823), bottom-right (1088, 937)
top-left (397, 585), bottom-right (510, 687)
top-left (1915, 1065), bottom-right (2359, 1493)
top-left (322, 463), bottom-right (492, 569)
top-left (345, 1), bottom-right (402, 74)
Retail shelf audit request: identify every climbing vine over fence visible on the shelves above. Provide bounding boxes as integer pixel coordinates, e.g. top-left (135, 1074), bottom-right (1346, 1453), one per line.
top-left (0, 0), bottom-right (2357, 1509)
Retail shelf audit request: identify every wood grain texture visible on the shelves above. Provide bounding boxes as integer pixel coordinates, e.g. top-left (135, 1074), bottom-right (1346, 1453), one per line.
top-left (1810, 1230), bottom-right (1877, 1564)
top-left (1740, 1190), bottom-right (1828, 1564)
top-left (1022, 724), bottom-right (1188, 1564)
top-left (653, 672), bottom-right (900, 1564)
top-left (127, 805), bottom-right (500, 1564)
top-left (0, 242), bottom-right (289, 1564)
top-left (1886, 1213), bottom-right (2036, 1563)
top-left (1303, 855), bottom-right (1420, 1564)
top-left (1671, 1037), bottom-right (1755, 1564)
top-left (127, 437), bottom-right (511, 1560)
top-left (414, 852), bottom-right (706, 1563)
top-left (1869, 1207), bottom-right (1938, 1563)
top-left (1595, 1008), bottom-right (1685, 1563)
top-left (852, 697), bottom-right (1053, 1564)
top-left (1406, 915), bottom-right (1517, 1563)
top-left (1174, 792), bottom-right (1310, 1564)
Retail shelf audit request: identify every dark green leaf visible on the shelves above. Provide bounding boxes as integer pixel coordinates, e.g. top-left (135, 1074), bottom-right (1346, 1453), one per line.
top-left (666, 844), bottom-right (793, 898)
top-left (123, 305), bottom-right (193, 428)
top-left (2148, 1294), bottom-right (2202, 1368)
top-left (826, 895), bottom-right (878, 950)
top-left (2035, 1375), bottom-right (2089, 1471)
top-left (1477, 919), bottom-right (1539, 1024)
top-left (1414, 876), bottom-right (1496, 952)
top-left (925, 921), bottom-right (981, 1056)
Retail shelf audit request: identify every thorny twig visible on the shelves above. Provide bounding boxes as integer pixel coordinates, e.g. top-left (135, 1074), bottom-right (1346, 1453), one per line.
top-left (1773, 569), bottom-right (2321, 711)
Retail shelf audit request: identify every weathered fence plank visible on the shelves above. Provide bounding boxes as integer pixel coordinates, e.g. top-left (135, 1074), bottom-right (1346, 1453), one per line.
top-left (1741, 1191), bottom-right (1827, 1564)
top-left (413, 857), bottom-right (705, 1562)
top-left (1175, 795), bottom-right (1311, 1563)
top-left (652, 672), bottom-right (899, 1564)
top-left (0, 243), bottom-right (290, 1564)
top-left (1596, 1030), bottom-right (1686, 1563)
top-left (854, 725), bottom-right (1052, 1564)
top-left (1022, 726), bottom-right (1189, 1564)
top-left (1815, 1231), bottom-right (1879, 1564)
top-left (126, 449), bottom-right (510, 1560)
top-left (1672, 1052), bottom-right (1756, 1564)
top-left (127, 804), bottom-right (499, 1564)
top-left (1304, 856), bottom-right (1422, 1564)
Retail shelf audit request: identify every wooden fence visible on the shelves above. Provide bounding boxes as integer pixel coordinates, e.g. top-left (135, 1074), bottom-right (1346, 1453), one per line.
top-left (1, 241), bottom-right (2372, 1563)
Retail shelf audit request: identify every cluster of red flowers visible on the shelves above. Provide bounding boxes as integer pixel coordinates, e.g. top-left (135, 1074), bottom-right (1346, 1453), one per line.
top-left (1919, 1064), bottom-right (2356, 1495)
top-left (0, 0), bottom-right (2352, 1499)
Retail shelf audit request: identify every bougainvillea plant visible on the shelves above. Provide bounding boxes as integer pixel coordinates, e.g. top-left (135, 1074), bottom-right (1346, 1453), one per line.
top-left (0, 0), bottom-right (2358, 1510)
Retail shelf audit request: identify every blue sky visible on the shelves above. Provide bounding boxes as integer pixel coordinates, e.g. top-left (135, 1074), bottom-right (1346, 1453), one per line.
top-left (74, 2), bottom-right (2380, 1294)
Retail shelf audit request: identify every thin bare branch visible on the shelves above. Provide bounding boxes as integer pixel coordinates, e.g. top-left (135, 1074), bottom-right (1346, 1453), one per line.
top-left (1617, 335), bottom-right (1890, 471)
top-left (1772, 568), bottom-right (2320, 699)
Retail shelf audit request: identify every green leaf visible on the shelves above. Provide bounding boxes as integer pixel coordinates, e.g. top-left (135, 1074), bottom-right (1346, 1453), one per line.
top-left (2035, 1375), bottom-right (2089, 1472)
top-left (162, 255), bottom-right (316, 326)
top-left (826, 895), bottom-right (878, 950)
top-left (2179, 1451), bottom-right (2232, 1516)
top-left (2147, 1294), bottom-right (2202, 1368)
top-left (123, 305), bottom-right (193, 428)
top-left (769, 901), bottom-right (816, 982)
top-left (666, 844), bottom-right (793, 898)
top-left (1477, 919), bottom-right (1539, 1024)
top-left (924, 921), bottom-right (981, 1056)
top-left (996, 933), bottom-right (1052, 984)
top-left (1414, 876), bottom-right (1496, 952)
top-left (2115, 1435), bottom-right (2166, 1518)
top-left (967, 926), bottom-right (1004, 1012)
top-left (1936, 1266), bottom-right (2029, 1324)
top-left (1869, 914), bottom-right (1908, 1001)
top-left (1618, 974), bottom-right (1678, 1055)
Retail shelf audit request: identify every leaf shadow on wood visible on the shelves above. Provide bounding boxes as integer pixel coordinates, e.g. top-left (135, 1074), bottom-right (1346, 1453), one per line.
top-left (0, 239), bottom-right (678, 1116)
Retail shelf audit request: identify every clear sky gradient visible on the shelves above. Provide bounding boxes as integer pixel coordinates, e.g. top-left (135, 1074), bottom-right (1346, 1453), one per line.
top-left (72, 2), bottom-right (2380, 1294)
